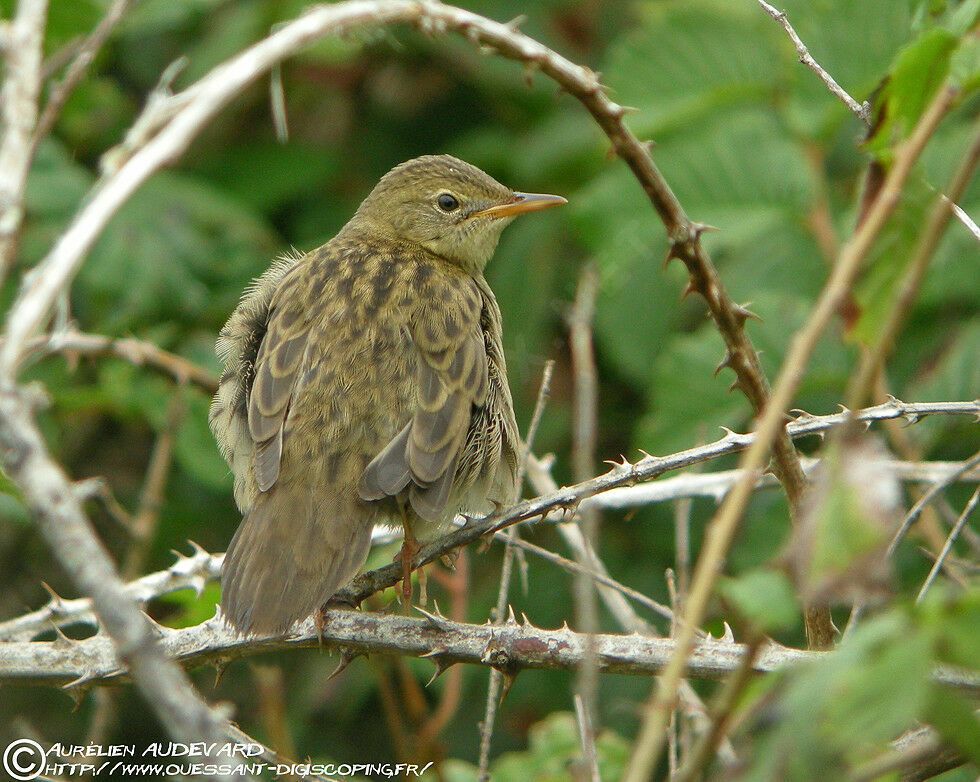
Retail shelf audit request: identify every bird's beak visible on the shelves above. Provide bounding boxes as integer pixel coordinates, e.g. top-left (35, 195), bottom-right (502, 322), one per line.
top-left (470, 191), bottom-right (567, 220)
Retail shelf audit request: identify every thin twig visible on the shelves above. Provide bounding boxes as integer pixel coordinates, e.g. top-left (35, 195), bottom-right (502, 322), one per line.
top-left (623, 82), bottom-right (959, 781)
top-left (887, 450), bottom-right (980, 557)
top-left (123, 390), bottom-right (186, 580)
top-left (30, 0), bottom-right (130, 148)
top-left (916, 483), bottom-right (980, 604)
top-left (573, 693), bottom-right (601, 782)
top-left (503, 535), bottom-right (678, 627)
top-left (755, 0), bottom-right (870, 124)
top-left (569, 263), bottom-right (601, 761)
top-left (17, 329), bottom-right (219, 392)
top-left (524, 455), bottom-right (739, 766)
top-left (477, 360), bottom-right (554, 780)
top-left (0, 0), bottom-right (48, 285)
top-left (673, 636), bottom-right (764, 782)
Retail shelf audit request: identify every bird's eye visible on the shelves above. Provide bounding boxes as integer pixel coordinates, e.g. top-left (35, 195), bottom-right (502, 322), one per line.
top-left (437, 193), bottom-right (459, 212)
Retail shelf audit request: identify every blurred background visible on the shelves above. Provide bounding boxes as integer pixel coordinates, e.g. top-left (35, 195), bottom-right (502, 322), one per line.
top-left (1, 0), bottom-right (977, 778)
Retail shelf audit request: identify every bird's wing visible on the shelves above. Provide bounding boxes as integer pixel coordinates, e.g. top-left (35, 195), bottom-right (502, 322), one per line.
top-left (246, 270), bottom-right (311, 492)
top-left (358, 276), bottom-right (488, 521)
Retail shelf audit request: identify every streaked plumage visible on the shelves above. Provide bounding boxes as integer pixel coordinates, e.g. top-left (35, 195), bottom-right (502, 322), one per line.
top-left (210, 155), bottom-right (564, 635)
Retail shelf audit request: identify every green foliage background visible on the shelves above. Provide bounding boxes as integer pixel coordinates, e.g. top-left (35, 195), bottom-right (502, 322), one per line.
top-left (1, 0), bottom-right (977, 778)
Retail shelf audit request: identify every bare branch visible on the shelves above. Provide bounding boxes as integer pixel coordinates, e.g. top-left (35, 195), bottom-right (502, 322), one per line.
top-left (0, 0), bottom-right (48, 284)
top-left (31, 0), bottom-right (130, 147)
top-left (0, 388), bottom-right (236, 778)
top-left (755, 0), bottom-right (870, 124)
top-left (3, 607), bottom-right (976, 694)
top-left (18, 329), bottom-right (219, 392)
top-left (916, 483), bottom-right (980, 604)
top-left (0, 544), bottom-right (220, 642)
top-left (888, 450), bottom-right (980, 556)
top-left (2, 400), bottom-right (973, 644)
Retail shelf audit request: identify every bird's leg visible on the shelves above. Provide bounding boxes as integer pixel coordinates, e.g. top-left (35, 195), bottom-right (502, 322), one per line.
top-left (313, 606), bottom-right (326, 651)
top-left (396, 498), bottom-right (421, 610)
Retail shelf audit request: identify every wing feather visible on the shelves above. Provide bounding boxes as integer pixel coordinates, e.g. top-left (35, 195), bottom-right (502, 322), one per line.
top-left (358, 276), bottom-right (489, 522)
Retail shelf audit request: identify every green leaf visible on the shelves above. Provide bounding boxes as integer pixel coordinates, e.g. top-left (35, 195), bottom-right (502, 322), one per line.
top-left (867, 27), bottom-right (958, 155)
top-left (718, 569), bottom-right (800, 632)
top-left (925, 686), bottom-right (980, 764)
top-left (949, 34), bottom-right (980, 89)
top-left (173, 388), bottom-right (231, 490)
top-left (78, 171), bottom-right (278, 333)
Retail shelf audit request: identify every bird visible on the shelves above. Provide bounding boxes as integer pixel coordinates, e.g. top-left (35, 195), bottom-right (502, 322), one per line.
top-left (209, 154), bottom-right (565, 635)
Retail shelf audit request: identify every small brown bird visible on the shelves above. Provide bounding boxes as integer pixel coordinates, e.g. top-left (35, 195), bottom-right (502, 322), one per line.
top-left (210, 154), bottom-right (565, 634)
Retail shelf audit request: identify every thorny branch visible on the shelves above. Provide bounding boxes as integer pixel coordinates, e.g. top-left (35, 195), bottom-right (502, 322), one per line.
top-left (2, 399), bottom-right (974, 645)
top-left (3, 606), bottom-right (977, 694)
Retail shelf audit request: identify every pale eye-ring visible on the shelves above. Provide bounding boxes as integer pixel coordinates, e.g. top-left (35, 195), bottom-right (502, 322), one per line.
top-left (437, 193), bottom-right (459, 212)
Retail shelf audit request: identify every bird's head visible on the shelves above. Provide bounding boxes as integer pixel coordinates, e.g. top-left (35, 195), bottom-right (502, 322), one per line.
top-left (350, 154), bottom-right (566, 273)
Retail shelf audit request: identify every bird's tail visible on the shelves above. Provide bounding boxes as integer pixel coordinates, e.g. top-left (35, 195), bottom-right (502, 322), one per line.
top-left (220, 483), bottom-right (373, 635)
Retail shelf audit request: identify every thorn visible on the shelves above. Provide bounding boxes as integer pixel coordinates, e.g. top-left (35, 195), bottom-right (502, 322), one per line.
top-left (498, 670), bottom-right (519, 704)
top-left (64, 678), bottom-right (93, 709)
top-left (522, 60), bottom-right (538, 87)
top-left (504, 14), bottom-right (527, 31)
top-left (610, 104), bottom-right (638, 119)
top-left (186, 539), bottom-right (206, 556)
top-left (902, 413), bottom-right (920, 427)
top-left (327, 648), bottom-right (361, 681)
top-left (691, 222), bottom-right (719, 238)
top-left (520, 612), bottom-right (534, 628)
top-left (789, 408), bottom-right (814, 420)
top-left (420, 648), bottom-right (454, 686)
top-left (732, 302), bottom-right (761, 325)
top-left (140, 612), bottom-right (167, 638)
top-left (506, 605), bottom-right (518, 625)
top-left (51, 623), bottom-right (75, 649)
top-left (41, 582), bottom-right (67, 613)
top-left (714, 349), bottom-right (733, 377)
top-left (212, 656), bottom-right (232, 686)
top-left (728, 379), bottom-right (741, 394)
top-left (836, 404), bottom-right (851, 414)
top-left (639, 139), bottom-right (655, 153)
top-left (679, 279), bottom-right (697, 302)
top-left (560, 620), bottom-right (571, 632)
top-left (663, 241), bottom-right (685, 270)
top-left (415, 605), bottom-right (452, 631)
top-left (720, 622), bottom-right (735, 643)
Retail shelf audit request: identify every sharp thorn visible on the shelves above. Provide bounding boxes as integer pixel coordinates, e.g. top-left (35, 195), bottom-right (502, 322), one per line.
top-left (733, 302), bottom-right (761, 324)
top-left (415, 605), bottom-right (452, 631)
top-left (714, 350), bottom-right (733, 377)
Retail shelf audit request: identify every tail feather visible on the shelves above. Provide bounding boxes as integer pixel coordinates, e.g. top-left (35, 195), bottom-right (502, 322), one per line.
top-left (221, 484), bottom-right (374, 635)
